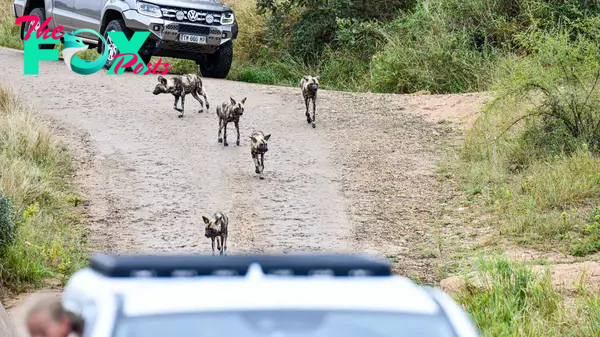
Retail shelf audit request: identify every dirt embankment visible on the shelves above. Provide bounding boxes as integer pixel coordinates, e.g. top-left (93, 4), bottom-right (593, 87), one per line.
top-left (1, 46), bottom-right (493, 334)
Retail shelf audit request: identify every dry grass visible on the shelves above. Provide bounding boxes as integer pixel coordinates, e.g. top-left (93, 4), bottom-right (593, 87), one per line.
top-left (0, 85), bottom-right (87, 297)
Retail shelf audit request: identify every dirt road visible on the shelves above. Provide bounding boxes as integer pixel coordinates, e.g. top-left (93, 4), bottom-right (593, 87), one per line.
top-left (0, 46), bottom-right (489, 275)
top-left (1, 47), bottom-right (358, 256)
top-left (2, 45), bottom-right (493, 336)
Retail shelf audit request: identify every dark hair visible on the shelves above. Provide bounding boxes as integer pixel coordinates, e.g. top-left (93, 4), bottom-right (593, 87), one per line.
top-left (65, 311), bottom-right (85, 336)
top-left (26, 295), bottom-right (85, 336)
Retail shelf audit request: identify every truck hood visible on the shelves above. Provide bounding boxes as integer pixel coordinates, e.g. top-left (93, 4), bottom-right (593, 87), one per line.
top-left (142, 0), bottom-right (232, 12)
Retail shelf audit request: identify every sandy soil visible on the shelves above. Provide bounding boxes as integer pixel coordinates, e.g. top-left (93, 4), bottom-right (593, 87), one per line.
top-left (0, 46), bottom-right (494, 334)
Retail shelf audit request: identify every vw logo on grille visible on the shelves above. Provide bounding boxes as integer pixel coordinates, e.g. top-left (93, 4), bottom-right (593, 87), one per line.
top-left (187, 10), bottom-right (197, 21)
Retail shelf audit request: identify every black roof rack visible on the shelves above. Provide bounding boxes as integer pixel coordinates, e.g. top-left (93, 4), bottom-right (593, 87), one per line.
top-left (89, 253), bottom-right (392, 277)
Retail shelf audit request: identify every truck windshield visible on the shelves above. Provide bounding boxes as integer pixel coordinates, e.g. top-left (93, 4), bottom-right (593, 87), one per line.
top-left (112, 309), bottom-right (456, 337)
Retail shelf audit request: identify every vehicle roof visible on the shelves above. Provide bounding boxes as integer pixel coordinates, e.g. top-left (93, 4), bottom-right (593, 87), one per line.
top-left (66, 268), bottom-right (442, 316)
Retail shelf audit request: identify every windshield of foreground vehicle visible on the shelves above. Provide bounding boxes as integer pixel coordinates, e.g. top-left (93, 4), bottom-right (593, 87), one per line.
top-left (112, 310), bottom-right (456, 337)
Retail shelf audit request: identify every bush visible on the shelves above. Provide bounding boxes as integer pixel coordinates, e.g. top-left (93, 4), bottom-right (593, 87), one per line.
top-left (0, 193), bottom-right (15, 249)
top-left (369, 8), bottom-right (498, 94)
top-left (494, 22), bottom-right (600, 156)
top-left (459, 18), bottom-right (600, 254)
top-left (289, 9), bottom-right (338, 62)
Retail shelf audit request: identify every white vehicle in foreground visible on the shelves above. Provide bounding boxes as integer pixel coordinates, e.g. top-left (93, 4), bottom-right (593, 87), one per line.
top-left (62, 253), bottom-right (481, 337)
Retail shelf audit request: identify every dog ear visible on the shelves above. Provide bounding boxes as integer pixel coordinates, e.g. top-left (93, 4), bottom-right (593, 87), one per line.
top-left (158, 76), bottom-right (167, 85)
top-left (314, 76), bottom-right (320, 80)
top-left (202, 216), bottom-right (210, 224)
top-left (230, 97), bottom-right (236, 105)
top-left (241, 97), bottom-right (247, 104)
top-left (249, 135), bottom-right (255, 141)
top-left (263, 134), bottom-right (271, 141)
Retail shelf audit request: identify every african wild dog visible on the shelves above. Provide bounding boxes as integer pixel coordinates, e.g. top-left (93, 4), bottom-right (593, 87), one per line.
top-left (300, 75), bottom-right (320, 128)
top-left (152, 74), bottom-right (210, 118)
top-left (202, 212), bottom-right (229, 256)
top-left (216, 97), bottom-right (246, 146)
top-left (250, 131), bottom-right (271, 180)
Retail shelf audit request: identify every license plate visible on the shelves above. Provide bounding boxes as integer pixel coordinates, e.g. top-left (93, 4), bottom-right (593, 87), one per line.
top-left (179, 34), bottom-right (206, 44)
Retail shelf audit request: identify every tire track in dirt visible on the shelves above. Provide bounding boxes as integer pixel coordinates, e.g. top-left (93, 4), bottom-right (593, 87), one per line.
top-left (0, 47), bottom-right (352, 256)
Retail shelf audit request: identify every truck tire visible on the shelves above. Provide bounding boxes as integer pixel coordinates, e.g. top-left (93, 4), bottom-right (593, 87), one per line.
top-left (99, 19), bottom-right (150, 72)
top-left (24, 8), bottom-right (55, 50)
top-left (199, 40), bottom-right (233, 79)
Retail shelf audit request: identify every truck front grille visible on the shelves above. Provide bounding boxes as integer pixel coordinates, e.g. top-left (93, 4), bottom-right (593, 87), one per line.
top-left (160, 6), bottom-right (222, 25)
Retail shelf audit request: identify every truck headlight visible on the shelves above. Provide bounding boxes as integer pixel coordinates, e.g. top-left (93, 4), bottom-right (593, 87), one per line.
top-left (220, 12), bottom-right (234, 25)
top-left (137, 2), bottom-right (162, 18)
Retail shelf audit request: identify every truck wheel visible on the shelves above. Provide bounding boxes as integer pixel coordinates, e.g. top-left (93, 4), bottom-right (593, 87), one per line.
top-left (100, 19), bottom-right (150, 72)
top-left (24, 8), bottom-right (55, 49)
top-left (199, 40), bottom-right (233, 79)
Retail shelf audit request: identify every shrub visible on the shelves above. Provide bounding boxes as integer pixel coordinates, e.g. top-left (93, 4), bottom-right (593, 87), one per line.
top-left (369, 8), bottom-right (498, 94)
top-left (0, 193), bottom-right (15, 249)
top-left (458, 17), bottom-right (600, 254)
top-left (289, 9), bottom-right (338, 63)
top-left (489, 19), bottom-right (600, 160)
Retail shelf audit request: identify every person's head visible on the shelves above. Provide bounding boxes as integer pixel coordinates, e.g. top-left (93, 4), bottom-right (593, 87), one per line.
top-left (25, 295), bottom-right (84, 337)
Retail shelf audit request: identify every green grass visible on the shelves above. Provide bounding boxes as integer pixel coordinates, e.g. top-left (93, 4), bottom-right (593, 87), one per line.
top-left (458, 20), bottom-right (600, 256)
top-left (0, 85), bottom-right (88, 297)
top-left (456, 254), bottom-right (600, 336)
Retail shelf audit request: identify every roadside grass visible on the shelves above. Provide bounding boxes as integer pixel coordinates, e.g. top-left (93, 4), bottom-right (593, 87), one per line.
top-left (455, 254), bottom-right (600, 337)
top-left (0, 85), bottom-right (88, 298)
top-left (457, 21), bottom-right (600, 256)
top-left (439, 16), bottom-right (600, 337)
top-left (0, 0), bottom-right (22, 49)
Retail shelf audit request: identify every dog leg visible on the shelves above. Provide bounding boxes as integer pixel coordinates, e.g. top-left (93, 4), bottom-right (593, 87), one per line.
top-left (235, 120), bottom-right (240, 146)
top-left (252, 152), bottom-right (260, 174)
top-left (200, 87), bottom-right (210, 110)
top-left (218, 118), bottom-right (223, 143)
top-left (222, 234), bottom-right (227, 255)
top-left (179, 94), bottom-right (186, 118)
top-left (259, 153), bottom-right (265, 180)
top-left (174, 96), bottom-right (183, 116)
top-left (223, 121), bottom-right (229, 147)
top-left (211, 237), bottom-right (216, 256)
top-left (191, 90), bottom-right (204, 113)
top-left (305, 96), bottom-right (311, 124)
top-left (311, 97), bottom-right (316, 128)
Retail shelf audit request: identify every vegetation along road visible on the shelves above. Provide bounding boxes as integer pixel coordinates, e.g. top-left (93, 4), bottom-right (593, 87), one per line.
top-left (1, 0), bottom-right (600, 336)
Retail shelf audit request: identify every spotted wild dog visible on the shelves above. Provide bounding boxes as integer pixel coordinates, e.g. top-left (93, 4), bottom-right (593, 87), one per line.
top-left (152, 74), bottom-right (210, 118)
top-left (216, 97), bottom-right (246, 146)
top-left (300, 75), bottom-right (320, 128)
top-left (202, 212), bottom-right (229, 256)
top-left (250, 131), bottom-right (271, 180)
